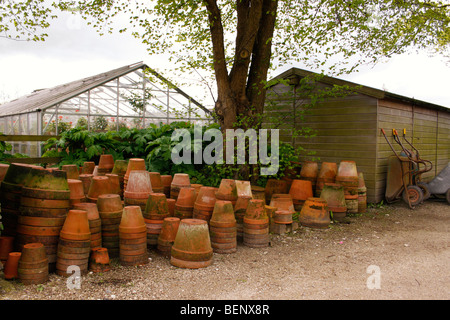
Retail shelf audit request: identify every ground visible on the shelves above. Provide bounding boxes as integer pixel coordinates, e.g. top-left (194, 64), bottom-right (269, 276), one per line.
top-left (0, 198), bottom-right (449, 301)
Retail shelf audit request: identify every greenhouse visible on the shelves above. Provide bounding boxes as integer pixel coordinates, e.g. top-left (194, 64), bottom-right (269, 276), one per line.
top-left (0, 61), bottom-right (212, 157)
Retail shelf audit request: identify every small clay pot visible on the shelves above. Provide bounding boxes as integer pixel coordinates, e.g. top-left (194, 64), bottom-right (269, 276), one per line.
top-left (336, 160), bottom-right (359, 188)
top-left (215, 179), bottom-right (237, 203)
top-left (273, 210), bottom-right (293, 224)
top-left (157, 217), bottom-right (181, 257)
top-left (124, 158), bottom-right (146, 190)
top-left (60, 210), bottom-right (91, 241)
top-left (97, 154), bottom-right (115, 174)
top-left (97, 194), bottom-right (123, 213)
top-left (148, 172), bottom-right (164, 193)
top-left (106, 173), bottom-right (121, 196)
top-left (174, 187), bottom-right (196, 219)
top-left (119, 206), bottom-right (147, 234)
top-left (300, 161), bottom-right (319, 187)
top-left (193, 187), bottom-right (217, 221)
top-left (87, 176), bottom-right (111, 202)
top-left (68, 179), bottom-right (86, 206)
top-left (61, 164), bottom-right (80, 180)
top-left (3, 252), bottom-right (21, 280)
top-left (111, 159), bottom-right (128, 176)
top-left (269, 194), bottom-right (295, 213)
top-left (160, 175), bottom-right (173, 198)
top-left (210, 200), bottom-right (236, 228)
top-left (170, 173), bottom-right (190, 199)
top-left (89, 247), bottom-right (111, 272)
top-left (81, 161), bottom-right (96, 174)
top-left (235, 180), bottom-right (252, 198)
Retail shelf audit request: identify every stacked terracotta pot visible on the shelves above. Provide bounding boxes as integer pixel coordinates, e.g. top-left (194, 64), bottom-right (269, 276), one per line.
top-left (174, 187), bottom-right (196, 219)
top-left (123, 158), bottom-right (146, 191)
top-left (289, 179), bottom-right (314, 211)
top-left (87, 176), bottom-right (112, 203)
top-left (316, 162), bottom-right (337, 197)
top-left (97, 194), bottom-right (123, 258)
top-left (170, 173), bottom-right (191, 199)
top-left (193, 186), bottom-right (217, 222)
top-left (97, 154), bottom-right (114, 176)
top-left (320, 183), bottom-right (347, 221)
top-left (111, 159), bottom-right (128, 198)
top-left (234, 196), bottom-right (251, 242)
top-left (243, 199), bottom-right (270, 248)
top-left (209, 200), bottom-right (237, 254)
top-left (299, 197), bottom-right (330, 229)
top-left (215, 179), bottom-right (238, 206)
top-left (56, 209), bottom-right (91, 276)
top-left (336, 160), bottom-right (359, 215)
top-left (119, 206), bottom-right (149, 266)
top-left (18, 242), bottom-right (48, 285)
top-left (124, 170), bottom-right (153, 212)
top-left (89, 247), bottom-right (111, 273)
top-left (73, 202), bottom-right (102, 250)
top-left (170, 219), bottom-right (213, 269)
top-left (16, 168), bottom-right (70, 269)
top-left (0, 163), bottom-right (34, 237)
top-left (144, 193), bottom-right (171, 247)
top-left (250, 185), bottom-right (266, 203)
top-left (269, 194), bottom-right (295, 226)
top-left (68, 179), bottom-right (86, 207)
top-left (157, 217), bottom-right (180, 257)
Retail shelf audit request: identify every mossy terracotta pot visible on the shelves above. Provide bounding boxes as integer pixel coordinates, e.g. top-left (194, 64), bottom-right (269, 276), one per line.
top-left (336, 160), bottom-right (359, 188)
top-left (144, 193), bottom-right (170, 220)
top-left (119, 206), bottom-right (147, 235)
top-left (193, 186), bottom-right (217, 221)
top-left (148, 172), bottom-right (164, 193)
top-left (68, 179), bottom-right (86, 205)
top-left (124, 170), bottom-right (153, 199)
top-left (18, 242), bottom-right (48, 285)
top-left (289, 179), bottom-right (313, 210)
top-left (160, 175), bottom-right (173, 198)
top-left (89, 247), bottom-right (111, 272)
top-left (170, 173), bottom-right (191, 199)
top-left (22, 168), bottom-right (70, 196)
top-left (0, 163), bottom-right (10, 182)
top-left (79, 174), bottom-right (93, 196)
top-left (170, 219), bottom-right (213, 269)
top-left (316, 162), bottom-right (337, 196)
top-left (60, 209), bottom-right (91, 241)
top-left (320, 183), bottom-right (347, 220)
top-left (264, 179), bottom-right (289, 205)
top-left (269, 194), bottom-right (295, 214)
top-left (250, 185), bottom-right (266, 202)
top-left (174, 187), bottom-right (196, 219)
top-left (61, 164), bottom-right (80, 180)
top-left (0, 236), bottom-right (15, 262)
top-left (299, 197), bottom-right (330, 229)
top-left (215, 179), bottom-right (238, 203)
top-left (111, 159), bottom-right (128, 176)
top-left (244, 199), bottom-right (267, 220)
top-left (1, 163), bottom-right (33, 186)
top-left (157, 217), bottom-right (181, 256)
top-left (106, 173), bottom-right (121, 196)
top-left (265, 205), bottom-right (278, 224)
top-left (234, 196), bottom-right (252, 221)
top-left (87, 176), bottom-right (111, 202)
top-left (210, 200), bottom-right (236, 228)
top-left (81, 161), bottom-right (96, 174)
top-left (3, 252), bottom-right (21, 280)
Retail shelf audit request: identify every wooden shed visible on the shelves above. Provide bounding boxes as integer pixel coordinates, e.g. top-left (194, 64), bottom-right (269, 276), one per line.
top-left (263, 67), bottom-right (450, 204)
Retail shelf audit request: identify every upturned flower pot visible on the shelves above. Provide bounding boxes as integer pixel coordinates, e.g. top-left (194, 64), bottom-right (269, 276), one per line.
top-left (160, 175), bottom-right (173, 198)
top-left (170, 173), bottom-right (191, 199)
top-left (87, 176), bottom-right (112, 202)
top-left (0, 236), bottom-right (15, 262)
top-left (269, 194), bottom-right (295, 214)
top-left (245, 199), bottom-right (267, 220)
top-left (320, 183), bottom-right (347, 221)
top-left (119, 206), bottom-right (147, 235)
top-left (215, 179), bottom-right (237, 203)
top-left (300, 161), bottom-right (319, 188)
top-left (273, 210), bottom-right (294, 225)
top-left (60, 210), bottom-right (91, 241)
top-left (210, 200), bottom-right (236, 228)
top-left (144, 193), bottom-right (170, 220)
top-left (111, 159), bottom-right (128, 176)
top-left (97, 154), bottom-right (115, 175)
top-left (3, 252), bottom-right (21, 280)
top-left (61, 164), bottom-right (80, 180)
top-left (106, 173), bottom-right (122, 196)
top-left (68, 179), bottom-right (86, 206)
top-left (157, 217), bottom-right (181, 257)
top-left (81, 161), bottom-right (96, 174)
top-left (250, 185), bottom-right (266, 202)
top-left (264, 179), bottom-right (289, 205)
top-left (193, 186), bottom-right (217, 221)
top-left (336, 160), bottom-right (359, 189)
top-left (73, 202), bottom-right (102, 249)
top-left (79, 174), bottom-right (93, 196)
top-left (22, 167), bottom-right (70, 195)
top-left (148, 172), bottom-right (164, 193)
top-left (97, 193), bottom-right (123, 213)
top-left (209, 200), bottom-right (237, 253)
top-left (89, 247), bottom-right (111, 272)
top-left (124, 170), bottom-right (153, 199)
top-left (170, 219), bottom-right (213, 269)
top-left (18, 242), bottom-right (49, 285)
top-left (243, 217), bottom-right (269, 248)
top-left (124, 158), bottom-right (146, 181)
top-left (316, 162), bottom-right (337, 196)
top-left (174, 187), bottom-right (196, 219)
top-left (235, 180), bottom-right (252, 198)
top-left (289, 179), bottom-right (314, 211)
top-left (299, 197), bottom-right (330, 229)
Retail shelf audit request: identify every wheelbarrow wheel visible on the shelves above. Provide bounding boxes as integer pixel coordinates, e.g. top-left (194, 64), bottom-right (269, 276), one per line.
top-left (446, 189), bottom-right (450, 205)
top-left (402, 185), bottom-right (424, 207)
top-left (417, 182), bottom-right (431, 202)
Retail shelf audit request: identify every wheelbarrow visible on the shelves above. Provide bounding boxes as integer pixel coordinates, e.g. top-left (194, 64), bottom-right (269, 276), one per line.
top-left (418, 162), bottom-right (450, 204)
top-left (381, 128), bottom-right (432, 209)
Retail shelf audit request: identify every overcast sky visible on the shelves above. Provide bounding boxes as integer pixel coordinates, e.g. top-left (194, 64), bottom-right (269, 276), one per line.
top-left (0, 11), bottom-right (449, 110)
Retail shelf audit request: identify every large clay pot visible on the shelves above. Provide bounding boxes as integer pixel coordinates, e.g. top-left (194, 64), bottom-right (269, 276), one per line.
top-left (148, 172), bottom-right (164, 193)
top-left (81, 161), bottom-right (96, 174)
top-left (157, 217), bottom-right (181, 257)
top-left (18, 243), bottom-right (49, 285)
top-left (3, 252), bottom-right (21, 280)
top-left (61, 164), bottom-right (79, 180)
top-left (193, 186), bottom-right (217, 222)
top-left (170, 173), bottom-right (190, 199)
top-left (87, 176), bottom-right (111, 203)
top-left (316, 162), bottom-right (337, 197)
top-left (174, 187), bottom-right (196, 219)
top-left (73, 202), bottom-right (102, 249)
top-left (89, 247), bottom-right (111, 273)
top-left (97, 154), bottom-right (115, 176)
top-left (144, 193), bottom-right (170, 219)
top-left (320, 183), bottom-right (347, 221)
top-left (209, 200), bottom-right (237, 254)
top-left (170, 219), bottom-right (213, 269)
top-left (21, 167), bottom-right (70, 198)
top-left (289, 179), bottom-right (314, 211)
top-left (119, 206), bottom-right (148, 266)
top-left (97, 194), bottom-right (123, 258)
top-left (68, 179), bottom-right (86, 207)
top-left (215, 179), bottom-right (237, 204)
top-left (299, 197), bottom-right (330, 229)
top-left (160, 175), bottom-right (173, 198)
top-left (264, 179), bottom-right (289, 205)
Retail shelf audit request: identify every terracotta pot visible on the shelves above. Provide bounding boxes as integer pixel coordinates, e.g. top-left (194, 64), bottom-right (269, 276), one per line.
top-left (250, 185), bottom-right (266, 202)
top-left (316, 162), bottom-right (337, 196)
top-left (243, 217), bottom-right (269, 248)
top-left (170, 173), bottom-right (191, 199)
top-left (97, 154), bottom-right (115, 175)
top-left (264, 179), bottom-right (289, 205)
top-left (2, 163), bottom-right (33, 186)
top-left (61, 164), bottom-right (79, 180)
top-left (119, 206), bottom-right (147, 234)
top-left (0, 236), bottom-right (15, 262)
top-left (18, 242), bottom-right (49, 285)
top-left (210, 200), bottom-right (236, 228)
top-left (22, 168), bottom-right (70, 195)
top-left (81, 161), bottom-right (96, 174)
top-left (209, 200), bottom-right (237, 254)
top-left (68, 179), bottom-right (86, 206)
top-left (119, 206), bottom-right (148, 266)
top-left (174, 187), bottom-right (196, 219)
top-left (3, 252), bottom-right (21, 280)
top-left (170, 219), bottom-right (213, 269)
top-left (148, 172), bottom-right (164, 193)
top-left (144, 218), bottom-right (164, 247)
top-left (269, 194), bottom-right (295, 214)
top-left (89, 247), bottom-right (111, 272)
top-left (235, 180), bottom-right (252, 198)
top-left (273, 210), bottom-right (293, 224)
top-left (234, 196), bottom-right (251, 243)
top-left (336, 160), bottom-right (359, 189)
top-left (300, 161), bottom-right (319, 187)
top-left (56, 235), bottom-right (91, 277)
top-left (215, 179), bottom-right (237, 203)
top-left (111, 159), bottom-right (128, 176)
top-left (124, 170), bottom-right (153, 199)
top-left (193, 186), bottom-right (217, 222)
top-left (320, 183), bottom-right (347, 220)
top-left (97, 193), bottom-right (123, 213)
top-left (144, 193), bottom-right (170, 220)
top-left (357, 172), bottom-right (367, 214)
top-left (160, 175), bottom-right (173, 198)
top-left (157, 217), bottom-right (181, 257)
top-left (345, 194), bottom-right (359, 215)
top-left (244, 199), bottom-right (267, 220)
top-left (106, 173), bottom-right (121, 196)
top-left (87, 176), bottom-right (111, 202)
top-left (265, 205), bottom-right (277, 225)
top-left (60, 210), bottom-right (91, 241)
top-left (124, 158), bottom-right (146, 190)
top-left (0, 163), bottom-right (9, 182)
top-left (299, 197), bottom-right (330, 229)
top-left (79, 174), bottom-right (93, 196)
top-left (289, 179), bottom-right (313, 210)
top-left (73, 202), bottom-right (102, 249)
top-left (167, 198), bottom-right (176, 216)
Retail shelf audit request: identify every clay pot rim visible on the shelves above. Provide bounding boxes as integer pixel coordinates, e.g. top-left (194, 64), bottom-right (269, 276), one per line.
top-left (124, 191), bottom-right (152, 199)
top-left (243, 217), bottom-right (269, 224)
